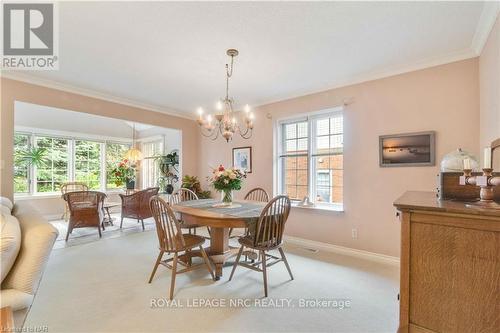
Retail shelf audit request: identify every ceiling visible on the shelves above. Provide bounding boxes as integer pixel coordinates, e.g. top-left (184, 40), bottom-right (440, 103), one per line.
top-left (5, 2), bottom-right (497, 118)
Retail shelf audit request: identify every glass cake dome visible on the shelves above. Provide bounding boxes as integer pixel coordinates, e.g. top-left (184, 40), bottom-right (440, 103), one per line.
top-left (440, 148), bottom-right (479, 172)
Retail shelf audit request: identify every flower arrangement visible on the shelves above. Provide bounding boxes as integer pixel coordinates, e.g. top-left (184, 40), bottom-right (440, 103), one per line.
top-left (208, 165), bottom-right (246, 204)
top-left (110, 159), bottom-right (136, 188)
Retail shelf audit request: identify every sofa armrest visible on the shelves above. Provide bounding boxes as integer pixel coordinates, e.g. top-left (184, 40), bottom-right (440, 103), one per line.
top-left (2, 202), bottom-right (58, 295)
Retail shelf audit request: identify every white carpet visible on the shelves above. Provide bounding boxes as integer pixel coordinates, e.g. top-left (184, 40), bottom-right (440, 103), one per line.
top-left (25, 231), bottom-right (400, 332)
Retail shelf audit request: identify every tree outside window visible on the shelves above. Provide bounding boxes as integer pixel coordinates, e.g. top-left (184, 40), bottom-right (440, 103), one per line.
top-left (14, 133), bottom-right (31, 194)
top-left (36, 137), bottom-right (69, 193)
top-left (75, 140), bottom-right (101, 190)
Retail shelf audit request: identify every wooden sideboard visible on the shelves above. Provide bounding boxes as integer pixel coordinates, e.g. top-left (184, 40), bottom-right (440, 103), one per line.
top-left (394, 191), bottom-right (500, 333)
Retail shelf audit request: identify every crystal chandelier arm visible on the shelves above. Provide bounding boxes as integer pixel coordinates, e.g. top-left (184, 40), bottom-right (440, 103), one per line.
top-left (212, 121), bottom-right (223, 141)
top-left (200, 127), bottom-right (216, 138)
top-left (239, 126), bottom-right (253, 139)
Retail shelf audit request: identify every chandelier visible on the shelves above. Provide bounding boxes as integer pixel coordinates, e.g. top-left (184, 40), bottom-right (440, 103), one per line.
top-left (124, 123), bottom-right (143, 164)
top-left (196, 49), bottom-right (254, 142)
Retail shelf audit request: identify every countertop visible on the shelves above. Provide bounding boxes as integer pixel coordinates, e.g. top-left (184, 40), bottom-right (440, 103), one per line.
top-left (394, 191), bottom-right (500, 218)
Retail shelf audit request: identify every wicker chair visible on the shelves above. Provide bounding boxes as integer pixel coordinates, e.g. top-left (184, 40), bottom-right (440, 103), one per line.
top-left (62, 191), bottom-right (106, 241)
top-left (60, 182), bottom-right (89, 221)
top-left (119, 187), bottom-right (159, 231)
top-left (169, 188), bottom-right (207, 236)
top-left (229, 195), bottom-right (293, 297)
top-left (148, 196), bottom-right (215, 299)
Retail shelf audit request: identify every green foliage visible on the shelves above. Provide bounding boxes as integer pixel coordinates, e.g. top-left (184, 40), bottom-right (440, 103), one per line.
top-left (106, 143), bottom-right (130, 189)
top-left (110, 159), bottom-right (136, 187)
top-left (181, 175), bottom-right (211, 199)
top-left (15, 147), bottom-right (48, 168)
top-left (154, 151), bottom-right (180, 192)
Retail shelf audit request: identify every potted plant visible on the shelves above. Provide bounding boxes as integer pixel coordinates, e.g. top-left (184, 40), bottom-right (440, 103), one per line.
top-left (111, 159), bottom-right (136, 189)
top-left (14, 147), bottom-right (48, 190)
top-left (181, 175), bottom-right (211, 199)
top-left (208, 165), bottom-right (246, 205)
top-left (154, 151), bottom-right (179, 194)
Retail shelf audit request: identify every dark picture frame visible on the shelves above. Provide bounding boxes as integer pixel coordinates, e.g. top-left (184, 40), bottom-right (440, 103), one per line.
top-left (379, 131), bottom-right (435, 167)
top-left (232, 146), bottom-right (252, 173)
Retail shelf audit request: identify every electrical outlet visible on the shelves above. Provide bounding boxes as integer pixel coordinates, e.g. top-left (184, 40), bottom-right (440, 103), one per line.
top-left (351, 228), bottom-right (358, 239)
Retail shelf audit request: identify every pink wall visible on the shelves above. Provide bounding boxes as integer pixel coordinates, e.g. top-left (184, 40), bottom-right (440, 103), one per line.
top-left (479, 15), bottom-right (500, 166)
top-left (198, 59), bottom-right (480, 257)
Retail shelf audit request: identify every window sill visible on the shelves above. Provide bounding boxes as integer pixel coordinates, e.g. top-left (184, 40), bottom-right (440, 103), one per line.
top-left (14, 190), bottom-right (126, 201)
top-left (15, 193), bottom-right (62, 200)
top-left (291, 202), bottom-right (344, 212)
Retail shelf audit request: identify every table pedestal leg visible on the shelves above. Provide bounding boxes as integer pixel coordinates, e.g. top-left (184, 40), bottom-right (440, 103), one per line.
top-left (209, 227), bottom-right (229, 280)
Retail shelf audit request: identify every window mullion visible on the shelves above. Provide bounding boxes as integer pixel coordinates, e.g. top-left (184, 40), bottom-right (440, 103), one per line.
top-left (30, 134), bottom-right (35, 195)
top-left (308, 117), bottom-right (314, 201)
top-left (101, 142), bottom-right (106, 192)
top-left (68, 139), bottom-right (74, 182)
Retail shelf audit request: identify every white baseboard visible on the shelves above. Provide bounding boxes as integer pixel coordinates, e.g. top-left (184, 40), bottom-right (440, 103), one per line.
top-left (284, 236), bottom-right (400, 266)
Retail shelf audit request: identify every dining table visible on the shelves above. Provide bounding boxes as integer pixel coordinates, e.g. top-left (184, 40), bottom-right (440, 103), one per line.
top-left (170, 198), bottom-right (267, 280)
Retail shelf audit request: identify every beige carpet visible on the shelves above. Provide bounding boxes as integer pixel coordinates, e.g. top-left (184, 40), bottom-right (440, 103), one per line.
top-left (25, 231), bottom-right (400, 332)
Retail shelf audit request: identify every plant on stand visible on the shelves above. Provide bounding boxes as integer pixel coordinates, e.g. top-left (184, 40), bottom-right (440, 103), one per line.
top-left (111, 159), bottom-right (136, 189)
top-left (208, 165), bottom-right (246, 206)
top-left (154, 151), bottom-right (179, 194)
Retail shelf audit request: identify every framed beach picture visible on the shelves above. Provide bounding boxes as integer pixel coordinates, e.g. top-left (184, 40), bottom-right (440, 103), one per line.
top-left (233, 146), bottom-right (252, 173)
top-left (379, 131), bottom-right (435, 167)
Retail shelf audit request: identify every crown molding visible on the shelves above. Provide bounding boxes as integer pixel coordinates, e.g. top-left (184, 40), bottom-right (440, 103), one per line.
top-left (255, 48), bottom-right (477, 109)
top-left (1, 72), bottom-right (197, 120)
top-left (471, 1), bottom-right (500, 56)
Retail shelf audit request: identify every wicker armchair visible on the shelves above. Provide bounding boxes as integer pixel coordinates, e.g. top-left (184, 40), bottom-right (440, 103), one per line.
top-left (62, 191), bottom-right (106, 241)
top-left (119, 187), bottom-right (159, 230)
top-left (60, 182), bottom-right (89, 221)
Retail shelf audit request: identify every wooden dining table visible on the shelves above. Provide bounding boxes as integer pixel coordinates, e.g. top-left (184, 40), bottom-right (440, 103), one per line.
top-left (170, 198), bottom-right (267, 280)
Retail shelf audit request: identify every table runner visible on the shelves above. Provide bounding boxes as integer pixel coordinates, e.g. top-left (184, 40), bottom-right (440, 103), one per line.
top-left (176, 199), bottom-right (265, 221)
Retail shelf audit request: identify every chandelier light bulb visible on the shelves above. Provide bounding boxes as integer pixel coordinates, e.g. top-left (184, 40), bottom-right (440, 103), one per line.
top-left (207, 114), bottom-right (213, 122)
top-left (249, 113), bottom-right (255, 120)
top-left (216, 101), bottom-right (223, 111)
top-left (244, 104), bottom-right (250, 113)
top-left (232, 117), bottom-right (236, 124)
top-left (197, 107), bottom-right (204, 116)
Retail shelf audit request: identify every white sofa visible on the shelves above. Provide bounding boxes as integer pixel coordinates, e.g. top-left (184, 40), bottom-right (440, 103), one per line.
top-left (0, 197), bottom-right (58, 328)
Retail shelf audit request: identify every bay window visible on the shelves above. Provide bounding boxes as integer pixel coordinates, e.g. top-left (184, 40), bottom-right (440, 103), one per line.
top-left (14, 133), bottom-right (31, 194)
top-left (277, 109), bottom-right (343, 209)
top-left (35, 136), bottom-right (69, 192)
top-left (14, 131), bottom-right (131, 196)
top-left (75, 140), bottom-right (102, 190)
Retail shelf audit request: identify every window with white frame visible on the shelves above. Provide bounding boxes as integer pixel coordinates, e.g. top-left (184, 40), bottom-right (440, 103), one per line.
top-left (74, 140), bottom-right (102, 190)
top-left (277, 109), bottom-right (343, 207)
top-left (35, 136), bottom-right (70, 192)
top-left (13, 131), bottom-right (131, 196)
top-left (141, 139), bottom-right (163, 188)
top-left (13, 133), bottom-right (31, 194)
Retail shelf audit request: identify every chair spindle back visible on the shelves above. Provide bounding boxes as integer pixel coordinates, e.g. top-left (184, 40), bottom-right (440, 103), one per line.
top-left (253, 195), bottom-right (291, 248)
top-left (150, 196), bottom-right (185, 252)
top-left (169, 188), bottom-right (199, 205)
top-left (244, 188), bottom-right (269, 202)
